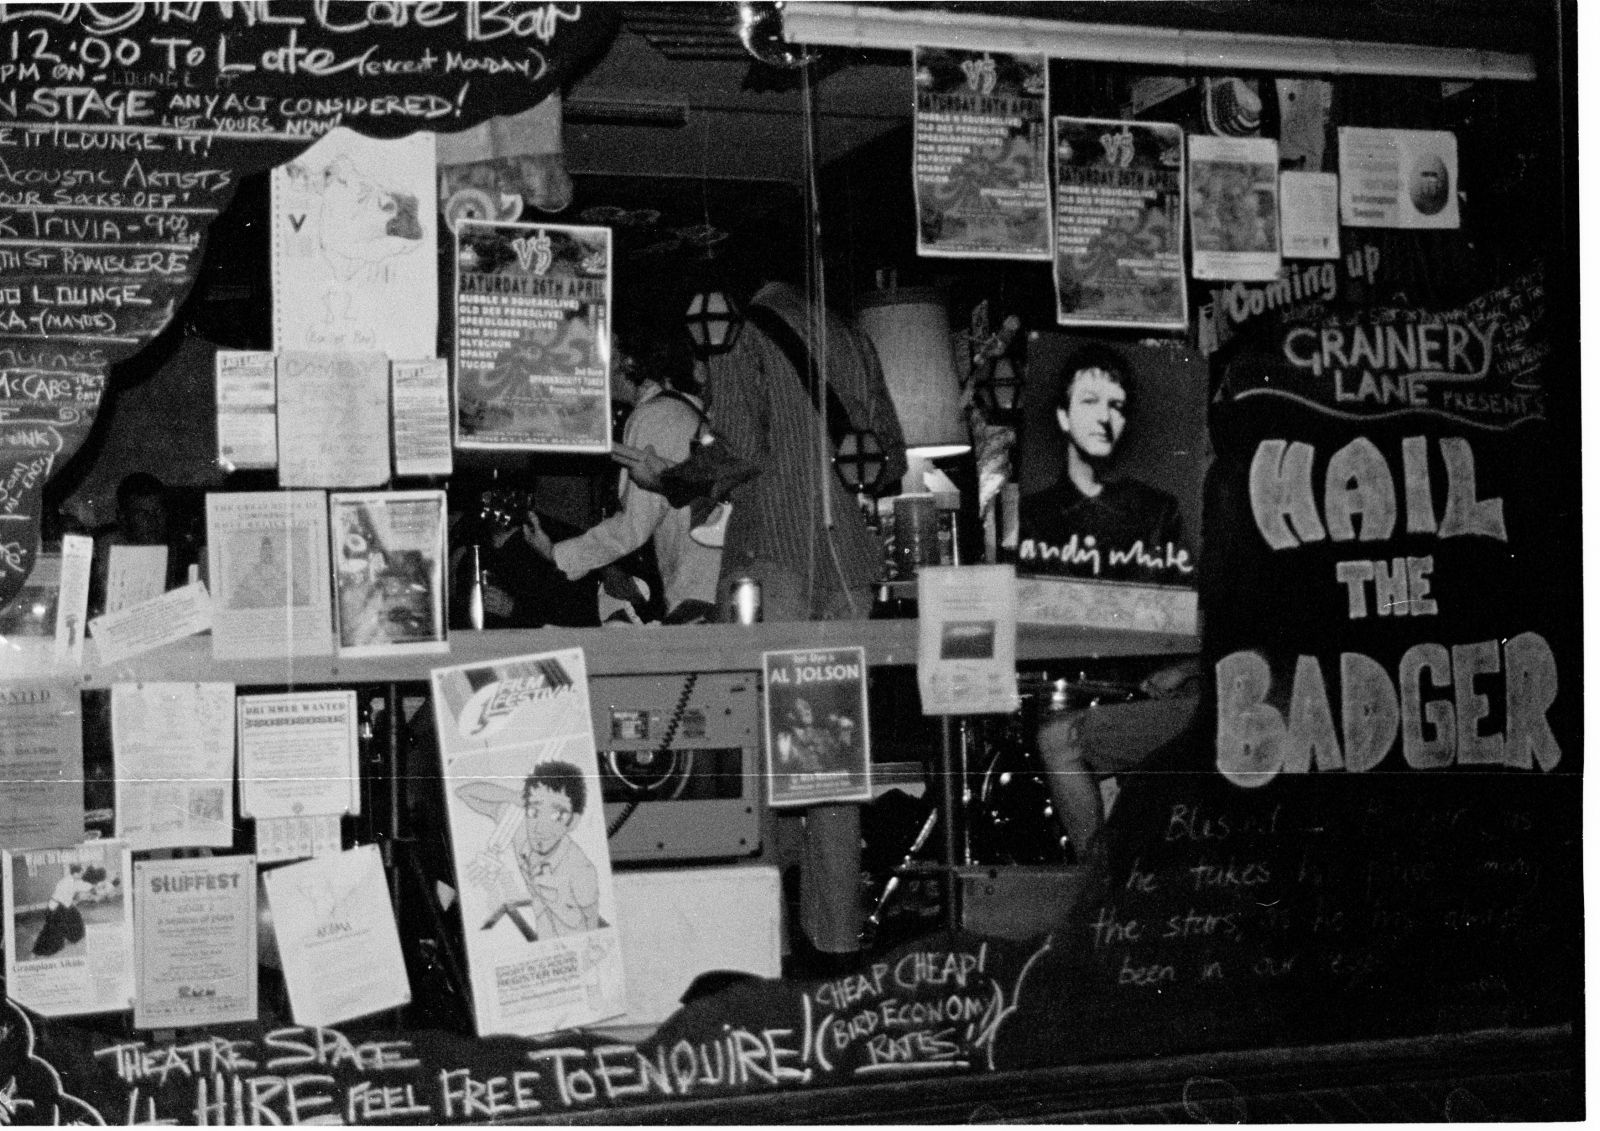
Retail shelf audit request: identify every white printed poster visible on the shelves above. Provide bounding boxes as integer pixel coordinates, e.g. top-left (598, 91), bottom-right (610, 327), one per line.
top-left (237, 691), bottom-right (360, 821)
top-left (329, 491), bottom-right (448, 658)
top-left (263, 844), bottom-right (410, 1028)
top-left (276, 351), bottom-right (391, 489)
top-left (1187, 134), bottom-right (1282, 281)
top-left (0, 682), bottom-right (83, 851)
top-left (430, 648), bottom-right (625, 1037)
top-left (1279, 170), bottom-right (1340, 259)
top-left (391, 358), bottom-right (454, 477)
top-left (206, 491), bottom-right (333, 661)
top-left (216, 349), bottom-right (278, 471)
top-left (3, 840), bottom-right (133, 1018)
top-left (916, 564), bottom-right (1020, 716)
top-left (105, 545), bottom-right (166, 615)
top-left (271, 127), bottom-right (439, 359)
top-left (112, 682), bottom-right (235, 851)
top-left (1338, 126), bottom-right (1460, 229)
top-left (134, 855), bottom-right (258, 1030)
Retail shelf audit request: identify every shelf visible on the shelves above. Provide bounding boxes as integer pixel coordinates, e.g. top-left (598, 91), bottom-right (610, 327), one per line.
top-left (33, 620), bottom-right (1198, 689)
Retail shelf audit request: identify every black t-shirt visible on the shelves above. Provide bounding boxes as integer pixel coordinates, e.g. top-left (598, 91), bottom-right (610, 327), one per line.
top-left (1018, 473), bottom-right (1192, 585)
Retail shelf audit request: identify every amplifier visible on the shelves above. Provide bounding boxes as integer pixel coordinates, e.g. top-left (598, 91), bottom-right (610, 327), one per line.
top-left (590, 672), bottom-right (762, 862)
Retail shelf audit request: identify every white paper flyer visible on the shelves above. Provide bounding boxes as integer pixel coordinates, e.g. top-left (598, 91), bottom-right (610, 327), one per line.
top-left (237, 691), bottom-right (360, 821)
top-left (1279, 170), bottom-right (1340, 259)
top-left (271, 127), bottom-right (439, 359)
top-left (88, 581), bottom-right (213, 667)
top-left (391, 359), bottom-right (454, 478)
top-left (0, 681), bottom-right (85, 851)
top-left (1187, 134), bottom-right (1282, 281)
top-left (329, 491), bottom-right (448, 658)
top-left (916, 564), bottom-right (1021, 716)
top-left (105, 545), bottom-right (166, 615)
top-left (3, 840), bottom-right (133, 1018)
top-left (1338, 127), bottom-right (1460, 229)
top-left (263, 844), bottom-right (411, 1028)
top-left (276, 352), bottom-right (392, 490)
top-left (206, 491), bottom-right (333, 661)
top-left (430, 648), bottom-right (625, 1037)
top-left (54, 533), bottom-right (92, 668)
top-left (216, 349), bottom-right (279, 471)
top-left (112, 682), bottom-right (235, 851)
top-left (133, 855), bottom-right (258, 1030)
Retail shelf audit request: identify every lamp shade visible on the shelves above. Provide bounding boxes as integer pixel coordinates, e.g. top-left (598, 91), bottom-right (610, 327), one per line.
top-left (856, 287), bottom-right (970, 458)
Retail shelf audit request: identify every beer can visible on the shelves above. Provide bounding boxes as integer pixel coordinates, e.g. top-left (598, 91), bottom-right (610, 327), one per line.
top-left (730, 577), bottom-right (763, 624)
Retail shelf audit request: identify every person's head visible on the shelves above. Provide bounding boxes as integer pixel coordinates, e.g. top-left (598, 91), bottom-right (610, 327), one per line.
top-left (1055, 345), bottom-right (1134, 468)
top-left (116, 472), bottom-right (168, 545)
top-left (80, 866), bottom-right (106, 885)
top-left (790, 697), bottom-right (814, 727)
top-left (522, 761), bottom-right (586, 852)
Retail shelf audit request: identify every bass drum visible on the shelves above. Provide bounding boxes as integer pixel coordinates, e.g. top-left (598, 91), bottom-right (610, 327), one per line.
top-left (968, 673), bottom-right (1144, 866)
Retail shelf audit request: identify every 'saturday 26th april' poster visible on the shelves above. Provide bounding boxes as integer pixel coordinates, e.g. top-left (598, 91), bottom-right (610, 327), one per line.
top-left (454, 221), bottom-right (612, 454)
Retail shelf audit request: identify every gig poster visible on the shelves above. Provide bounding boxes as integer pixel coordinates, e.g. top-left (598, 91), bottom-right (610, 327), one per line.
top-left (913, 47), bottom-right (1050, 260)
top-left (215, 350), bottom-right (278, 472)
top-left (1015, 334), bottom-right (1205, 589)
top-left (329, 491), bottom-right (448, 659)
top-left (761, 647), bottom-right (872, 808)
top-left (1187, 134), bottom-right (1282, 281)
top-left (0, 681), bottom-right (84, 851)
top-left (453, 220), bottom-right (613, 454)
top-left (133, 856), bottom-right (257, 1030)
top-left (3, 840), bottom-right (133, 1018)
top-left (391, 359), bottom-right (454, 478)
top-left (1052, 117), bottom-right (1186, 329)
top-left (430, 648), bottom-right (625, 1037)
top-left (271, 127), bottom-right (440, 360)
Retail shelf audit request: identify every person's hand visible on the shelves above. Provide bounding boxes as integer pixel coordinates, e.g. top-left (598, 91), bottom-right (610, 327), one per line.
top-left (482, 581), bottom-right (514, 619)
top-left (520, 512), bottom-right (555, 559)
top-left (611, 442), bottom-right (675, 493)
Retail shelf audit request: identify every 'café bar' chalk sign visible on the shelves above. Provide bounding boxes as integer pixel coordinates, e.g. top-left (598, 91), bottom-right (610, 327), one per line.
top-left (0, 2), bottom-right (618, 605)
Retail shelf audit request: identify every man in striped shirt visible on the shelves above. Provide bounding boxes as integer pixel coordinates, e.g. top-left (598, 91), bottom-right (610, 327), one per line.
top-left (704, 279), bottom-right (907, 970)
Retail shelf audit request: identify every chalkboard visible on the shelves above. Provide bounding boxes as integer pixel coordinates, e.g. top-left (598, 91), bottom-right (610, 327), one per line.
top-left (0, 2), bottom-right (619, 603)
top-left (989, 757), bottom-right (1581, 1065)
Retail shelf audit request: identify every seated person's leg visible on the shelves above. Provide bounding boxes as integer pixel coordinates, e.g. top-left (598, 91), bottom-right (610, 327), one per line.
top-left (1036, 711), bottom-right (1102, 860)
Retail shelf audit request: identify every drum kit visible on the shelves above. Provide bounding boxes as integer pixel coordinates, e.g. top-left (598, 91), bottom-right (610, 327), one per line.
top-left (861, 667), bottom-right (1200, 947)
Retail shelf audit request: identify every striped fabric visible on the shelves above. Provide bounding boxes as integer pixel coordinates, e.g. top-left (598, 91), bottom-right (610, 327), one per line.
top-left (704, 282), bottom-right (907, 617)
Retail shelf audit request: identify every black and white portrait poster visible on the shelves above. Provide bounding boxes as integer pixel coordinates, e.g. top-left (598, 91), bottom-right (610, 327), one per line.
top-left (1016, 334), bottom-right (1206, 589)
top-left (761, 648), bottom-right (872, 808)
